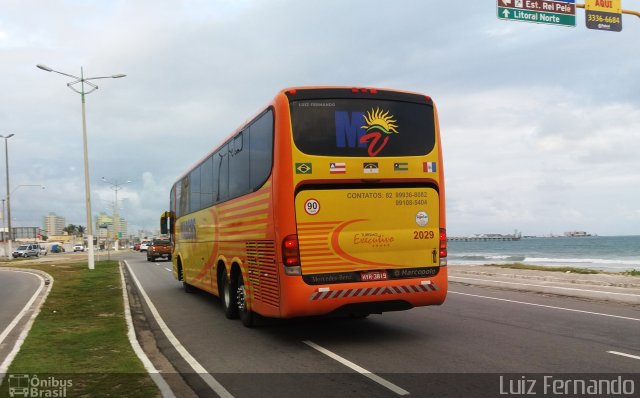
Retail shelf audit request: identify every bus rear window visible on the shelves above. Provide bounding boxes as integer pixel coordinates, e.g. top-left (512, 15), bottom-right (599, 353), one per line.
top-left (290, 99), bottom-right (435, 157)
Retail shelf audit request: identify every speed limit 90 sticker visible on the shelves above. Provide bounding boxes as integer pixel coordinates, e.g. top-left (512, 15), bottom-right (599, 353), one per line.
top-left (304, 198), bottom-right (320, 215)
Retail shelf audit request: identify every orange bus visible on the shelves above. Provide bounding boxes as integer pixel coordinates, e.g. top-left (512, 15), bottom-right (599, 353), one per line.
top-left (161, 87), bottom-right (447, 326)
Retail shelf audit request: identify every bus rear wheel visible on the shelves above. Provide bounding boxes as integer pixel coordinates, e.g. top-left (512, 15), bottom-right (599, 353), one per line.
top-left (236, 274), bottom-right (255, 327)
top-left (221, 271), bottom-right (238, 319)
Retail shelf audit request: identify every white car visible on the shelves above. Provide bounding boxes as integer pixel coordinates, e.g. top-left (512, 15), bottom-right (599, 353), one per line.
top-left (73, 245), bottom-right (85, 252)
top-left (139, 241), bottom-right (151, 252)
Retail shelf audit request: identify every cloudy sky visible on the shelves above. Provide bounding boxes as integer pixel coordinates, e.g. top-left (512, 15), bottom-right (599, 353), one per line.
top-left (1, 0), bottom-right (639, 237)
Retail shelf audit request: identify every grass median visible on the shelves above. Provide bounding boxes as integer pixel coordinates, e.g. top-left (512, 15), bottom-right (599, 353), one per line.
top-left (0, 259), bottom-right (159, 397)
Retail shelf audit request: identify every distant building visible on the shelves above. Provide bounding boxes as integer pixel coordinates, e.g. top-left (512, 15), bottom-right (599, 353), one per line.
top-left (43, 212), bottom-right (66, 236)
top-left (13, 227), bottom-right (42, 241)
top-left (96, 212), bottom-right (128, 240)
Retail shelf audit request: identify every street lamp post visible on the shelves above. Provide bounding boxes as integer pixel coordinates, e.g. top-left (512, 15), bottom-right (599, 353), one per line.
top-left (37, 64), bottom-right (126, 270)
top-left (101, 177), bottom-right (131, 251)
top-left (1, 134), bottom-right (14, 259)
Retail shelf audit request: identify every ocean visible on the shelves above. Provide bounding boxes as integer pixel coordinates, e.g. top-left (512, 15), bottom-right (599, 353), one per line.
top-left (447, 235), bottom-right (640, 273)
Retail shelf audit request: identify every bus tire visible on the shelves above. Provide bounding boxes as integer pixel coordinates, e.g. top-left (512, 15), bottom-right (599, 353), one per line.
top-left (237, 273), bottom-right (255, 327)
top-left (221, 271), bottom-right (239, 319)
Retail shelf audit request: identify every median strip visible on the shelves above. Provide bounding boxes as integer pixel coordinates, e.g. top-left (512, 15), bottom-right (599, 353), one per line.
top-left (0, 260), bottom-right (159, 397)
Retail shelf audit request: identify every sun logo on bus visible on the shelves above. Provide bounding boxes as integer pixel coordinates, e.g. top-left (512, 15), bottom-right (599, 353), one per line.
top-left (360, 108), bottom-right (399, 157)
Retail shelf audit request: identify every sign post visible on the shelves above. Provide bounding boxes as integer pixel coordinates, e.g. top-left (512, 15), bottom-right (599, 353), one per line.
top-left (585, 0), bottom-right (622, 31)
top-left (497, 0), bottom-right (576, 27)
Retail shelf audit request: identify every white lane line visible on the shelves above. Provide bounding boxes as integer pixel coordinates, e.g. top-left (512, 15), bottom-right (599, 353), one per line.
top-left (0, 271), bottom-right (44, 346)
top-left (164, 267), bottom-right (172, 272)
top-left (450, 276), bottom-right (640, 298)
top-left (303, 340), bottom-right (410, 396)
top-left (449, 291), bottom-right (640, 322)
top-left (0, 270), bottom-right (53, 383)
top-left (124, 260), bottom-right (234, 398)
top-left (119, 264), bottom-right (176, 398)
top-left (607, 351), bottom-right (640, 361)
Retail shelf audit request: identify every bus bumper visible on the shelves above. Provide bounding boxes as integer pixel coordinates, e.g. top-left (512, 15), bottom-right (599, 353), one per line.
top-left (277, 267), bottom-right (448, 318)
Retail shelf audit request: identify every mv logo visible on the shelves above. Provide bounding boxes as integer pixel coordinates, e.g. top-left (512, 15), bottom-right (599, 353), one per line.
top-left (335, 108), bottom-right (399, 157)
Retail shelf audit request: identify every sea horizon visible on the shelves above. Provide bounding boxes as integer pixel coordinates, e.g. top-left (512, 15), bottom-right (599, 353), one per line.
top-left (447, 235), bottom-right (640, 273)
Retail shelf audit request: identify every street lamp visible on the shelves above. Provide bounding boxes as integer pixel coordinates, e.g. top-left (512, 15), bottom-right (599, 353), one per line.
top-left (101, 177), bottom-right (131, 251)
top-left (1, 133), bottom-right (14, 259)
top-left (37, 64), bottom-right (126, 270)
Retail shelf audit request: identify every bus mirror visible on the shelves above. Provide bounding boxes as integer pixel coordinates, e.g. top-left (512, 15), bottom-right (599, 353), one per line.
top-left (160, 211), bottom-right (173, 236)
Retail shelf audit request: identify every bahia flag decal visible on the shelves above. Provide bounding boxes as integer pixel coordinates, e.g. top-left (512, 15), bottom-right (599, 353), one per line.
top-left (423, 162), bottom-right (437, 173)
top-left (329, 162), bottom-right (346, 174)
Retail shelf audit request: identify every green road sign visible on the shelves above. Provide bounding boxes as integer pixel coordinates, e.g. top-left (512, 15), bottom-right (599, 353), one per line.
top-left (497, 0), bottom-right (576, 27)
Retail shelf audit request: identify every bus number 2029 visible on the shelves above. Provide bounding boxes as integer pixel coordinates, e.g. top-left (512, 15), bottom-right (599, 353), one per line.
top-left (413, 230), bottom-right (434, 239)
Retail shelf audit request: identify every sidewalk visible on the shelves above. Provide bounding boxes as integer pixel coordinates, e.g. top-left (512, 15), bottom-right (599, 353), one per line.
top-left (448, 265), bottom-right (640, 304)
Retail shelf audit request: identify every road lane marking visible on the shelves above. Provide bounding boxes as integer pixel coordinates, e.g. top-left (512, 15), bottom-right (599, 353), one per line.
top-left (0, 271), bottom-right (44, 346)
top-left (450, 276), bottom-right (640, 298)
top-left (303, 340), bottom-right (410, 396)
top-left (449, 291), bottom-right (640, 322)
top-left (124, 260), bottom-right (235, 398)
top-left (164, 267), bottom-right (172, 272)
top-left (0, 270), bottom-right (53, 381)
top-left (119, 264), bottom-right (175, 398)
top-left (607, 351), bottom-right (640, 361)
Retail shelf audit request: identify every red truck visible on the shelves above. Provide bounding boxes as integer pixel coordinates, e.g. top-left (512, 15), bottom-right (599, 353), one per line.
top-left (146, 239), bottom-right (172, 262)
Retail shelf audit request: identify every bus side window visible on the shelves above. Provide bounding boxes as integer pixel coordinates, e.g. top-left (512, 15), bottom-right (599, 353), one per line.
top-left (217, 145), bottom-right (229, 202)
top-left (179, 175), bottom-right (190, 216)
top-left (200, 155), bottom-right (215, 208)
top-left (229, 130), bottom-right (250, 198)
top-left (190, 167), bottom-right (201, 212)
top-left (250, 110), bottom-right (274, 190)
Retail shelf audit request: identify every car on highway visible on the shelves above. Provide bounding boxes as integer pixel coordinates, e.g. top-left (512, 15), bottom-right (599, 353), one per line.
top-left (73, 244), bottom-right (85, 252)
top-left (139, 241), bottom-right (151, 252)
top-left (147, 239), bottom-right (172, 262)
top-left (12, 244), bottom-right (40, 258)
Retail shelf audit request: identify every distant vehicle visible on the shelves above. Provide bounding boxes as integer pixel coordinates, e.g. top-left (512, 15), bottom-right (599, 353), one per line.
top-left (12, 244), bottom-right (40, 258)
top-left (134, 243), bottom-right (141, 251)
top-left (147, 239), bottom-right (172, 262)
top-left (139, 241), bottom-right (151, 252)
top-left (73, 245), bottom-right (85, 252)
top-left (38, 244), bottom-right (48, 256)
top-left (51, 244), bottom-right (65, 253)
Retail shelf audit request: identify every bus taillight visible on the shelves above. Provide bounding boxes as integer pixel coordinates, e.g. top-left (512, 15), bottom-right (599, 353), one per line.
top-left (439, 228), bottom-right (448, 266)
top-left (282, 234), bottom-right (302, 275)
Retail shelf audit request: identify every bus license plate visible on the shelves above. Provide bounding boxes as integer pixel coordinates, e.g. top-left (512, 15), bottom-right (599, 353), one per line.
top-left (360, 270), bottom-right (388, 282)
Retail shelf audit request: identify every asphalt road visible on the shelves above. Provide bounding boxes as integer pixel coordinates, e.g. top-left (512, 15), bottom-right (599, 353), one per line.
top-left (0, 269), bottom-right (42, 337)
top-left (123, 252), bottom-right (640, 397)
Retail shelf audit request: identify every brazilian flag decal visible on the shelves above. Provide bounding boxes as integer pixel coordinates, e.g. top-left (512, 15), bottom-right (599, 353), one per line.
top-left (296, 163), bottom-right (312, 174)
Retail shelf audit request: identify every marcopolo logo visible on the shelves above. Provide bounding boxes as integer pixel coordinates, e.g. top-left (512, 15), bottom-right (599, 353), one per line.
top-left (8, 374), bottom-right (72, 397)
top-left (335, 107), bottom-right (399, 157)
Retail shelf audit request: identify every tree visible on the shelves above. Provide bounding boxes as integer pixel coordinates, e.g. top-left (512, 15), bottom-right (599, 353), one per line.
top-left (63, 224), bottom-right (77, 236)
top-left (62, 224), bottom-right (86, 237)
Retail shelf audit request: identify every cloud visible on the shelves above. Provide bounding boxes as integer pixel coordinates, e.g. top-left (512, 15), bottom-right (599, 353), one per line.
top-left (1, 0), bottom-right (639, 238)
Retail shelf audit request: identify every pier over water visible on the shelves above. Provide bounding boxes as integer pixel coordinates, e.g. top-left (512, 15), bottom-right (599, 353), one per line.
top-left (448, 233), bottom-right (522, 242)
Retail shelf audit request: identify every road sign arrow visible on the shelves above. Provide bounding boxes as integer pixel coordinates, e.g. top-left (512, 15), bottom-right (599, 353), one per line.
top-left (501, 0), bottom-right (512, 5)
top-left (502, 9), bottom-right (510, 18)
